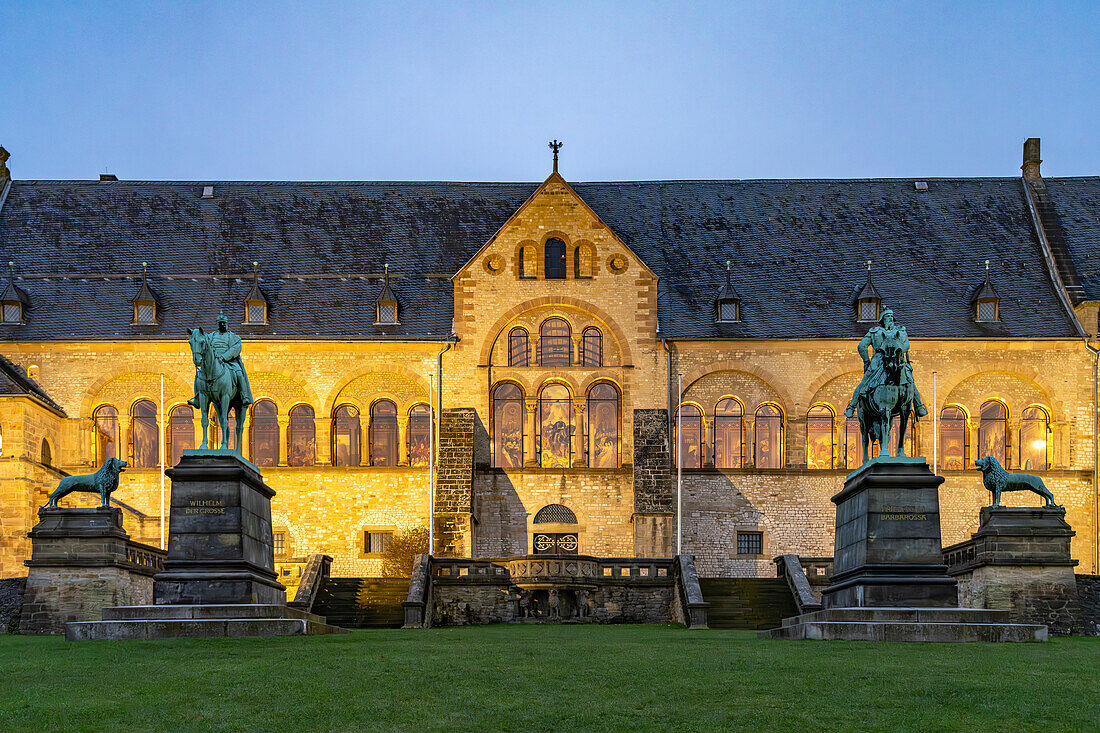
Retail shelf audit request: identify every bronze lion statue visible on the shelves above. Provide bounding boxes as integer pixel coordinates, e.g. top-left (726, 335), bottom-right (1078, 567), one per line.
top-left (974, 456), bottom-right (1059, 508)
top-left (42, 457), bottom-right (127, 509)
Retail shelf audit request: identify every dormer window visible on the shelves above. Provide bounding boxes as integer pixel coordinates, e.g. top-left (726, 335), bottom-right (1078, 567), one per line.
top-left (974, 260), bottom-right (1001, 323)
top-left (131, 262), bottom-right (159, 325)
top-left (855, 261), bottom-right (881, 322)
top-left (1, 262), bottom-right (28, 325)
top-left (375, 264), bottom-right (399, 325)
top-left (715, 261), bottom-right (741, 323)
top-left (243, 261), bottom-right (269, 324)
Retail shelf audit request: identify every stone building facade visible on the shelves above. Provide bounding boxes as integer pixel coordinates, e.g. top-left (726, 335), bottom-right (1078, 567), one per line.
top-left (1, 139), bottom-right (1098, 579)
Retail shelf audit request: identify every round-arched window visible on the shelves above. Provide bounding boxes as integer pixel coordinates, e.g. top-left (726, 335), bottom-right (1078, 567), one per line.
top-left (492, 383), bottom-right (525, 468)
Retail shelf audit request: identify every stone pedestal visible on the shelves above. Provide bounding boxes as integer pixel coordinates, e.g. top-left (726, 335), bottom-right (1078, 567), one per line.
top-left (66, 452), bottom-right (344, 639)
top-left (823, 457), bottom-right (957, 608)
top-left (153, 451), bottom-right (285, 605)
top-left (19, 508), bottom-right (163, 634)
top-left (946, 507), bottom-right (1079, 635)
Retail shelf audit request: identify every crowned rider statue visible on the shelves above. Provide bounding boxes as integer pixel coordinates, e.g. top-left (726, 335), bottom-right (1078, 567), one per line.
top-left (845, 308), bottom-right (928, 463)
top-left (187, 313), bottom-right (254, 452)
top-left (189, 313), bottom-right (253, 410)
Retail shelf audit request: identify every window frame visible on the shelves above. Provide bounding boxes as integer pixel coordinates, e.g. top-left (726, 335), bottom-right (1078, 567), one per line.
top-left (129, 398), bottom-right (160, 468)
top-left (736, 530), bottom-right (765, 557)
top-left (676, 403), bottom-right (705, 470)
top-left (753, 403), bottom-right (785, 469)
top-left (538, 382), bottom-right (574, 468)
top-left (713, 397), bottom-right (744, 469)
top-left (93, 404), bottom-right (120, 464)
top-left (360, 528), bottom-right (396, 557)
top-left (368, 399), bottom-right (399, 467)
top-left (977, 399), bottom-right (1009, 466)
top-left (586, 381), bottom-right (621, 468)
top-left (167, 404), bottom-right (195, 466)
top-left (580, 327), bottom-right (602, 367)
top-left (544, 237), bottom-right (567, 280)
top-left (331, 404), bottom-right (362, 467)
top-left (407, 403), bottom-right (432, 467)
top-left (538, 317), bottom-right (572, 367)
top-left (248, 399), bottom-right (279, 467)
top-left (508, 327), bottom-right (530, 367)
top-left (491, 382), bottom-right (526, 469)
top-left (288, 404), bottom-right (316, 467)
top-left (805, 403), bottom-right (836, 469)
top-left (938, 405), bottom-right (970, 471)
top-left (1019, 404), bottom-right (1051, 471)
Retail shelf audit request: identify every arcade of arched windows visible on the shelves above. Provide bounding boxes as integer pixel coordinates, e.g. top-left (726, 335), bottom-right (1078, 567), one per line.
top-left (497, 314), bottom-right (620, 369)
top-left (90, 396), bottom-right (436, 469)
top-left (512, 236), bottom-right (600, 281)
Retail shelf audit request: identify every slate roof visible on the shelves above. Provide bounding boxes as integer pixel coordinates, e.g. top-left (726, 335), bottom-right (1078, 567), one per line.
top-left (0, 354), bottom-right (65, 414)
top-left (0, 176), bottom-right (1090, 341)
top-left (1042, 177), bottom-right (1100, 304)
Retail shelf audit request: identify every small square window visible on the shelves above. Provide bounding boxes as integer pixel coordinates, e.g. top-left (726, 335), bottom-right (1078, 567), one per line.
top-left (859, 300), bottom-right (879, 321)
top-left (977, 300), bottom-right (998, 322)
top-left (376, 303), bottom-right (397, 324)
top-left (272, 531), bottom-right (286, 557)
top-left (134, 303), bottom-right (156, 324)
top-left (364, 531), bottom-right (393, 554)
top-left (2, 303), bottom-right (21, 323)
top-left (737, 531), bottom-right (763, 556)
top-left (718, 300), bottom-right (740, 322)
top-left (247, 303), bottom-right (267, 323)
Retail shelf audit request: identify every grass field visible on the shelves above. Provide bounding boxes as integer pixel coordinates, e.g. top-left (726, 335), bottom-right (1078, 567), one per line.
top-left (1, 625), bottom-right (1098, 732)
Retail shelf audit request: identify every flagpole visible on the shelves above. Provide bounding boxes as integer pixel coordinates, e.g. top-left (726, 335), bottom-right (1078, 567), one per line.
top-left (932, 371), bottom-right (938, 474)
top-left (428, 372), bottom-right (435, 558)
top-left (159, 373), bottom-right (166, 550)
top-left (676, 373), bottom-right (682, 556)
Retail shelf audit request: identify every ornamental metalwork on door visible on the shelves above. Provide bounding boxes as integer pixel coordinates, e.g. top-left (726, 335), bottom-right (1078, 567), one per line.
top-left (533, 532), bottom-right (578, 555)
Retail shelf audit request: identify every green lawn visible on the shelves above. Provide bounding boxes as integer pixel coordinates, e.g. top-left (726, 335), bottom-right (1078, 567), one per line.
top-left (1, 626), bottom-right (1097, 732)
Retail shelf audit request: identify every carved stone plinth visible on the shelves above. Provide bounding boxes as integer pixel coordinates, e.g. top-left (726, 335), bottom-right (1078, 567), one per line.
top-left (153, 450), bottom-right (285, 605)
top-left (822, 457), bottom-right (957, 608)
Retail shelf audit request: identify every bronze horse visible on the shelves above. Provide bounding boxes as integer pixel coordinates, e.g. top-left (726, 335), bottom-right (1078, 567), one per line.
top-left (856, 345), bottom-right (917, 463)
top-left (188, 327), bottom-right (246, 452)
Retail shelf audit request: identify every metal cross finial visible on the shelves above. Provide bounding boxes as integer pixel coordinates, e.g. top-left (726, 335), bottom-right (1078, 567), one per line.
top-left (985, 260), bottom-right (990, 271)
top-left (549, 140), bottom-right (563, 172)
top-left (867, 260), bottom-right (872, 272)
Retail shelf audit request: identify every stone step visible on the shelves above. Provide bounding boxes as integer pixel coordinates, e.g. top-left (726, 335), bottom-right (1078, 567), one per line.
top-left (761, 620), bottom-right (1047, 642)
top-left (66, 617), bottom-right (345, 641)
top-left (782, 607), bottom-right (1013, 627)
top-left (313, 576), bottom-right (408, 628)
top-left (698, 578), bottom-right (799, 630)
top-left (101, 604), bottom-right (323, 623)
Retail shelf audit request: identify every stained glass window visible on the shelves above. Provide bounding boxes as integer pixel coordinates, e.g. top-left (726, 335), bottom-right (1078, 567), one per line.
top-left (249, 400), bottom-right (279, 467)
top-left (581, 328), bottom-right (602, 367)
top-left (806, 405), bottom-right (835, 469)
top-left (289, 404), bottom-right (316, 466)
top-left (842, 416), bottom-right (863, 468)
top-left (492, 383), bottom-right (525, 468)
top-left (978, 400), bottom-right (1007, 465)
top-left (131, 399), bottom-right (159, 468)
top-left (370, 400), bottom-right (398, 466)
top-left (544, 238), bottom-right (566, 279)
top-left (94, 405), bottom-right (119, 463)
top-left (509, 328), bottom-right (529, 367)
top-left (714, 398), bottom-right (743, 469)
top-left (754, 404), bottom-right (783, 469)
top-left (168, 406), bottom-right (194, 465)
top-left (587, 383), bottom-right (620, 468)
top-left (939, 406), bottom-right (968, 470)
top-left (408, 404), bottom-right (432, 467)
top-left (332, 404), bottom-right (361, 467)
top-left (1020, 406), bottom-right (1050, 471)
top-left (539, 318), bottom-right (572, 367)
top-left (677, 404), bottom-right (704, 469)
top-left (539, 384), bottom-right (573, 468)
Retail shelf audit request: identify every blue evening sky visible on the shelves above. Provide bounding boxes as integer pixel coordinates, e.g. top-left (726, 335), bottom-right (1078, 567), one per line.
top-left (1, 1), bottom-right (1097, 181)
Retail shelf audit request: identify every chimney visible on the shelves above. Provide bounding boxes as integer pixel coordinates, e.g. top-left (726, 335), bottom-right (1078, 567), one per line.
top-left (0, 147), bottom-right (10, 183)
top-left (1022, 138), bottom-right (1042, 179)
top-left (99, 173), bottom-right (119, 181)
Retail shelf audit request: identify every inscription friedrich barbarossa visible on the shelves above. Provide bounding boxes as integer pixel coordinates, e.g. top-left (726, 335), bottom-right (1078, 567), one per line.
top-left (880, 505), bottom-right (927, 521)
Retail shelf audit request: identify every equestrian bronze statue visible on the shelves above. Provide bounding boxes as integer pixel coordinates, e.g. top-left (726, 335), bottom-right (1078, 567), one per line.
top-left (845, 308), bottom-right (928, 465)
top-left (187, 313), bottom-right (254, 452)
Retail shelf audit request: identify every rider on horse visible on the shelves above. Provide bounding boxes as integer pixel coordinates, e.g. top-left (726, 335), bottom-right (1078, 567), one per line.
top-left (188, 313), bottom-right (253, 410)
top-left (845, 308), bottom-right (928, 420)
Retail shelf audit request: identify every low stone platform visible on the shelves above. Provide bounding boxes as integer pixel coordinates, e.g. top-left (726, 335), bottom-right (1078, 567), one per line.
top-left (760, 607), bottom-right (1048, 642)
top-left (65, 604), bottom-right (346, 640)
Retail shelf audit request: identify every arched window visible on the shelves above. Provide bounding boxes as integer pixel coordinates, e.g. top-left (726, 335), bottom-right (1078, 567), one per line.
top-left (41, 439), bottom-right (52, 467)
top-left (532, 504), bottom-right (579, 554)
top-left (168, 406), bottom-right (195, 465)
top-left (574, 244), bottom-right (594, 278)
top-left (332, 404), bottom-right (361, 467)
top-left (509, 328), bottom-right (529, 367)
top-left (533, 504), bottom-right (578, 524)
top-left (676, 404), bottom-right (704, 469)
top-left (408, 404), bottom-right (432, 467)
top-left (544, 237), bottom-right (567, 279)
top-left (539, 383), bottom-right (573, 468)
top-left (249, 400), bottom-right (279, 467)
top-left (843, 415), bottom-right (862, 469)
top-left (94, 405), bottom-right (119, 464)
top-left (754, 404), bottom-right (783, 469)
top-left (884, 415), bottom-right (916, 458)
top-left (581, 328), bottom-right (602, 367)
top-left (539, 318), bottom-right (572, 367)
top-left (369, 400), bottom-right (398, 466)
top-left (1020, 406), bottom-right (1050, 470)
top-left (587, 382), bottom-right (620, 468)
top-left (939, 406), bottom-right (969, 471)
top-left (519, 246), bottom-right (536, 279)
top-left (492, 383), bottom-right (525, 468)
top-left (714, 398), bottom-right (743, 469)
top-left (978, 400), bottom-right (1008, 465)
top-left (288, 404), bottom-right (316, 466)
top-left (130, 399), bottom-right (159, 468)
top-left (806, 404), bottom-right (835, 469)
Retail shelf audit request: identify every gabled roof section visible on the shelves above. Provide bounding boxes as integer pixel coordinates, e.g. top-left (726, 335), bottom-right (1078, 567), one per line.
top-left (244, 262), bottom-right (268, 305)
top-left (1, 263), bottom-right (29, 305)
top-left (715, 261), bottom-right (740, 302)
top-left (132, 262), bottom-right (159, 306)
top-left (0, 354), bottom-right (65, 415)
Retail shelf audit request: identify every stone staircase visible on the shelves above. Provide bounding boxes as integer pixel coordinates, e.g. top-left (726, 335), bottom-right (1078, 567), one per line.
top-left (760, 607), bottom-right (1048, 642)
top-left (312, 577), bottom-right (409, 628)
top-left (698, 578), bottom-right (799, 630)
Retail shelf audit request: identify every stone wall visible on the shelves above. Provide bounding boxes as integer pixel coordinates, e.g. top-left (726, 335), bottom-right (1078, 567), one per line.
top-left (0, 578), bottom-right (25, 633)
top-left (19, 565), bottom-right (153, 634)
top-left (633, 409), bottom-right (672, 513)
top-left (955, 565), bottom-right (1079, 635)
top-left (1075, 574), bottom-right (1100, 636)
